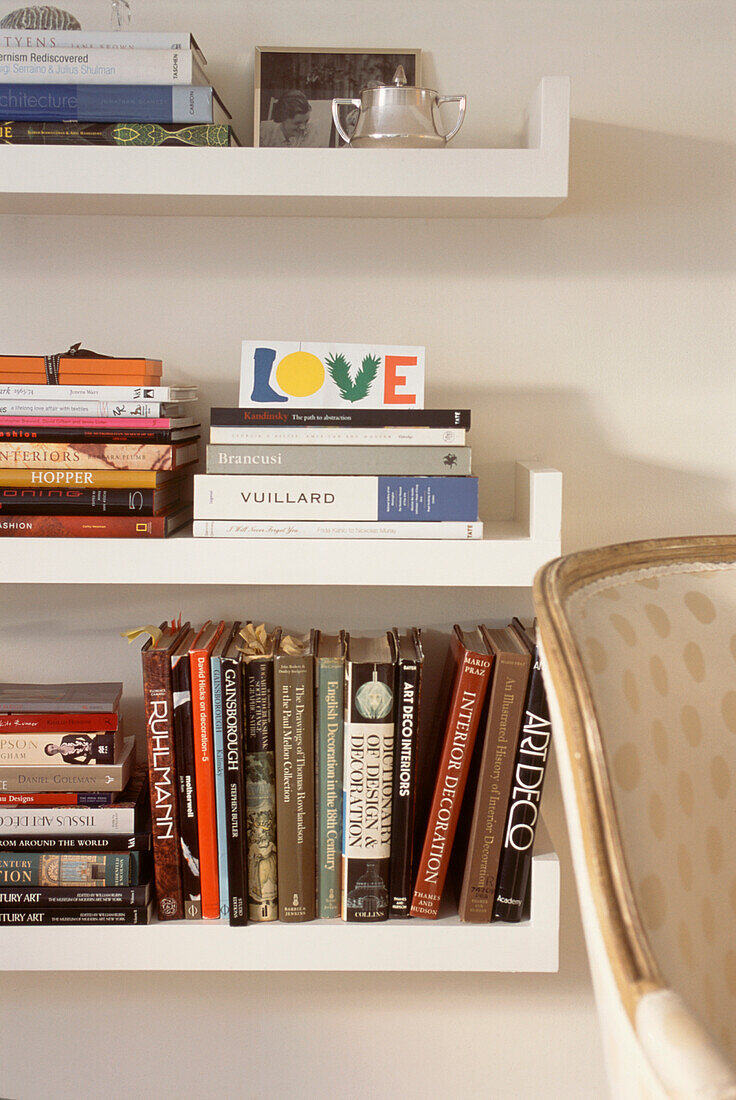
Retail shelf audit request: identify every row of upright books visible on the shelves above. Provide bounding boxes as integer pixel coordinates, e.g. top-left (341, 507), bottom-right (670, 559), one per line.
top-left (0, 680), bottom-right (153, 924)
top-left (140, 617), bottom-right (552, 925)
top-left (0, 346), bottom-right (199, 537)
top-left (0, 28), bottom-right (237, 145)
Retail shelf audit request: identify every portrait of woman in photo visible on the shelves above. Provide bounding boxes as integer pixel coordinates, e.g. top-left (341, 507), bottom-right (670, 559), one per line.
top-left (259, 90), bottom-right (320, 147)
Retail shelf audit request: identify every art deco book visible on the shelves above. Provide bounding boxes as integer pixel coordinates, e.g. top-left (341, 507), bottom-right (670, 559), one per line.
top-left (388, 628), bottom-right (424, 919)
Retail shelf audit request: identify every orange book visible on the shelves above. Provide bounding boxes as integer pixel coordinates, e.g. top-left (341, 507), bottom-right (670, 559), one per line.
top-left (4, 374), bottom-right (161, 386)
top-left (189, 620), bottom-right (226, 920)
top-left (0, 356), bottom-right (162, 378)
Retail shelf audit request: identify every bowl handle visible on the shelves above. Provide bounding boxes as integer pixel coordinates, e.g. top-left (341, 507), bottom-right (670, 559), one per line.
top-left (434, 95), bottom-right (466, 143)
top-left (332, 98), bottom-right (362, 145)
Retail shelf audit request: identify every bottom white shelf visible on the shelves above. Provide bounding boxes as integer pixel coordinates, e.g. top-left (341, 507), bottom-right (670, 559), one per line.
top-left (0, 831), bottom-right (559, 973)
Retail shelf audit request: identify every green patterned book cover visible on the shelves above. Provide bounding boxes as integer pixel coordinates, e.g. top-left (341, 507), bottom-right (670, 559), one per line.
top-left (0, 121), bottom-right (235, 146)
top-left (315, 633), bottom-right (345, 919)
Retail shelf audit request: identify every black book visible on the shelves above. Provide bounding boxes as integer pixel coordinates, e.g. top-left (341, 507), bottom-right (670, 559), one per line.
top-left (0, 833), bottom-right (151, 851)
top-left (0, 427), bottom-right (199, 444)
top-left (243, 627), bottom-right (280, 923)
top-left (492, 619), bottom-right (553, 922)
top-left (388, 628), bottom-right (424, 919)
top-left (210, 408), bottom-right (470, 429)
top-left (0, 904), bottom-right (153, 924)
top-left (0, 883), bottom-right (150, 906)
top-left (171, 628), bottom-right (202, 920)
top-left (0, 483), bottom-right (184, 516)
top-left (217, 629), bottom-right (248, 927)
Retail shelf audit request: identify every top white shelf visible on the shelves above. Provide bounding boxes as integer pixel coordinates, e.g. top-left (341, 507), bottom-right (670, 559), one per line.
top-left (0, 78), bottom-right (570, 218)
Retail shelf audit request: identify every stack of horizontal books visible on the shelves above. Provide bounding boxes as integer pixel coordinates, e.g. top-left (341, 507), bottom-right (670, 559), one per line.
top-left (193, 341), bottom-right (481, 540)
top-left (0, 681), bottom-right (153, 925)
top-left (138, 618), bottom-right (551, 926)
top-left (0, 346), bottom-right (198, 537)
top-left (0, 28), bottom-right (237, 146)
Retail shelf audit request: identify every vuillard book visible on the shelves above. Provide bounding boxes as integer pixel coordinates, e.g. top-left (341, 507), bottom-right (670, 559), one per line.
top-left (193, 475), bottom-right (478, 522)
top-left (0, 84), bottom-right (227, 124)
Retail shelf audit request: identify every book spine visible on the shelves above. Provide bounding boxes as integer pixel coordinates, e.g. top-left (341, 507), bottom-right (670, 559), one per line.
top-left (458, 652), bottom-right (532, 921)
top-left (0, 120), bottom-right (230, 146)
top-left (0, 47), bottom-right (194, 84)
top-left (0, 805), bottom-right (136, 833)
top-left (0, 417), bottom-right (181, 429)
top-left (0, 904), bottom-right (151, 924)
top-left (410, 644), bottom-right (494, 919)
top-left (0, 851), bottom-right (133, 886)
top-left (0, 833), bottom-right (149, 851)
top-left (0, 84), bottom-right (213, 123)
top-left (492, 651), bottom-right (552, 922)
top-left (0, 884), bottom-right (149, 906)
top-left (194, 520), bottom-right (483, 540)
top-left (0, 712), bottom-right (117, 733)
top-left (0, 440), bottom-right (196, 469)
top-left (0, 32), bottom-right (193, 49)
top-left (0, 402), bottom-right (183, 418)
top-left (194, 475), bottom-right (478, 522)
top-left (0, 791), bottom-right (114, 806)
top-left (207, 427), bottom-right (465, 446)
top-left (141, 641), bottom-right (185, 921)
top-left (341, 659), bottom-right (395, 923)
top-left (274, 652), bottom-right (316, 922)
top-left (316, 657), bottom-right (344, 919)
top-left (221, 655), bottom-right (247, 926)
top-left (206, 444), bottom-right (472, 477)
top-left (210, 654), bottom-right (230, 919)
top-left (0, 428), bottom-right (184, 443)
top-left (244, 657), bottom-right (278, 922)
top-left (211, 408), bottom-right (470, 429)
top-left (0, 730), bottom-right (117, 764)
top-left (388, 656), bottom-right (422, 919)
top-left (171, 650), bottom-right (201, 920)
top-left (0, 758), bottom-right (129, 790)
top-left (0, 383), bottom-right (190, 402)
top-left (190, 645), bottom-right (220, 919)
top-left (0, 488), bottom-right (168, 515)
top-left (0, 514), bottom-right (176, 537)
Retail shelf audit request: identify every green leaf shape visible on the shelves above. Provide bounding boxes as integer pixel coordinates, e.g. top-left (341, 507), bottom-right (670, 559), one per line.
top-left (325, 352), bottom-right (381, 403)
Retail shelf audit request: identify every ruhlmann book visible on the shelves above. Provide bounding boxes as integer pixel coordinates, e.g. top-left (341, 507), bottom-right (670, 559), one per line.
top-left (0, 736), bottom-right (134, 791)
top-left (189, 620), bottom-right (225, 919)
top-left (273, 631), bottom-right (316, 922)
top-left (242, 626), bottom-right (280, 923)
top-left (141, 623), bottom-right (188, 921)
top-left (492, 619), bottom-right (552, 923)
top-left (388, 629), bottom-right (424, 919)
top-left (315, 632), bottom-right (345, 920)
top-left (206, 445), bottom-right (472, 477)
top-left (170, 627), bottom-right (202, 920)
top-left (410, 627), bottom-right (494, 920)
top-left (193, 520), bottom-right (483, 540)
top-left (0, 84), bottom-right (224, 123)
top-left (194, 475), bottom-right (478, 522)
top-left (342, 633), bottom-right (396, 923)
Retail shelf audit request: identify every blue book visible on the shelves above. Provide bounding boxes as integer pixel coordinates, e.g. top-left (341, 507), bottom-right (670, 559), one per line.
top-left (210, 637), bottom-right (232, 920)
top-left (377, 476), bottom-right (478, 521)
top-left (0, 83), bottom-right (216, 122)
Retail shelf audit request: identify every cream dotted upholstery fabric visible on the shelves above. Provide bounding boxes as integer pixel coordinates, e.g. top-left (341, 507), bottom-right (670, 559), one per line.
top-left (567, 563), bottom-right (736, 1066)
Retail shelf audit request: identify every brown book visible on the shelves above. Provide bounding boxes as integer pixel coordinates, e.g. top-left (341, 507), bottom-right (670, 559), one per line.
top-left (273, 630), bottom-right (317, 922)
top-left (456, 626), bottom-right (532, 922)
top-left (409, 627), bottom-right (495, 920)
top-left (141, 621), bottom-right (189, 921)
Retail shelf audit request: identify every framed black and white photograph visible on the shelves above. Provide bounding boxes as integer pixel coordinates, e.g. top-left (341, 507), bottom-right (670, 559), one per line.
top-left (254, 47), bottom-right (422, 148)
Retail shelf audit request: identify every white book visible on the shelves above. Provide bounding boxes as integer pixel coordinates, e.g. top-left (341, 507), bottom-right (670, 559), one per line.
top-left (0, 383), bottom-right (197, 402)
top-left (208, 427), bottom-right (465, 446)
top-left (193, 520), bottom-right (483, 540)
top-left (0, 803), bottom-right (137, 834)
top-left (0, 31), bottom-right (202, 56)
top-left (0, 401), bottom-right (188, 418)
top-left (0, 46), bottom-right (203, 84)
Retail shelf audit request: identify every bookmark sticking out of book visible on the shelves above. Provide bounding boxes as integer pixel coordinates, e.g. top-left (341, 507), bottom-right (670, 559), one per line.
top-left (121, 624), bottom-right (163, 647)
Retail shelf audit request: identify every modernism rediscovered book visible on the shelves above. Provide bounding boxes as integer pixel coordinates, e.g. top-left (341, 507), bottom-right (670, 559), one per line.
top-left (492, 619), bottom-right (553, 923)
top-left (388, 628), bottom-right (424, 919)
top-left (456, 626), bottom-right (532, 922)
top-left (0, 46), bottom-right (203, 85)
top-left (242, 624), bottom-right (280, 923)
top-left (342, 632), bottom-right (396, 923)
top-left (141, 622), bottom-right (188, 921)
top-left (410, 627), bottom-right (494, 920)
top-left (315, 631), bottom-right (345, 919)
top-left (189, 620), bottom-right (225, 919)
top-left (274, 630), bottom-right (317, 922)
top-left (170, 627), bottom-right (202, 920)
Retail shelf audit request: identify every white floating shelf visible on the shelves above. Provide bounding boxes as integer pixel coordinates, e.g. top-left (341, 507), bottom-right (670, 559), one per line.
top-left (0, 829), bottom-right (558, 972)
top-left (0, 78), bottom-right (570, 218)
top-left (0, 462), bottom-right (562, 587)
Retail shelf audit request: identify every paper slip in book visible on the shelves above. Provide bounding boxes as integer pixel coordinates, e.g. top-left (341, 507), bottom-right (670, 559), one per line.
top-left (239, 341), bottom-right (425, 409)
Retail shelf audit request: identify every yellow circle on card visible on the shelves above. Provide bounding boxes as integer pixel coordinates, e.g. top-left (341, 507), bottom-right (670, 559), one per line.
top-left (275, 351), bottom-right (325, 397)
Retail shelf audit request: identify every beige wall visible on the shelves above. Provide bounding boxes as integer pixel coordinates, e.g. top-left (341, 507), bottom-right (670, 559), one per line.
top-left (0, 1), bottom-right (733, 1097)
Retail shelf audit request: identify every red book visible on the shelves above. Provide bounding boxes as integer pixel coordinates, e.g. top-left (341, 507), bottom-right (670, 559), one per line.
top-left (0, 712), bottom-right (118, 732)
top-left (141, 622), bottom-right (189, 921)
top-left (189, 621), bottom-right (225, 919)
top-left (0, 507), bottom-right (190, 538)
top-left (409, 627), bottom-right (494, 920)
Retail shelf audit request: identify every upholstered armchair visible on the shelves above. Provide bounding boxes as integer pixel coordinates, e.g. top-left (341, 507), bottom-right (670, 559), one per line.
top-left (534, 537), bottom-right (736, 1100)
